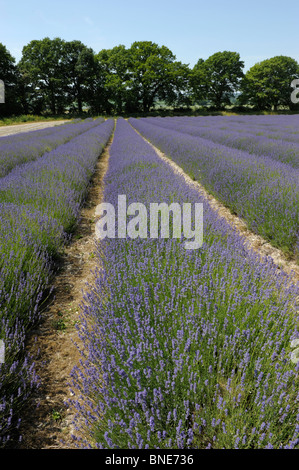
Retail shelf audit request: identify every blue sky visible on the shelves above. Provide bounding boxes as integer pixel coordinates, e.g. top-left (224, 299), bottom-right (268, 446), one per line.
top-left (0, 0), bottom-right (298, 71)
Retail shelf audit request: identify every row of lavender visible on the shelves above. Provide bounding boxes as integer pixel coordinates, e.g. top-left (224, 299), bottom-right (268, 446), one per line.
top-left (70, 119), bottom-right (299, 449)
top-left (142, 116), bottom-right (299, 169)
top-left (182, 114), bottom-right (299, 135)
top-left (176, 115), bottom-right (299, 144)
top-left (129, 117), bottom-right (299, 262)
top-left (0, 118), bottom-right (114, 445)
top-left (0, 117), bottom-right (104, 178)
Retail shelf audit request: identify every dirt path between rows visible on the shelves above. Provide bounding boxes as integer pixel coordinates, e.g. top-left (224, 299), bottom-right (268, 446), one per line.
top-left (16, 121), bottom-right (115, 449)
top-left (0, 120), bottom-right (69, 137)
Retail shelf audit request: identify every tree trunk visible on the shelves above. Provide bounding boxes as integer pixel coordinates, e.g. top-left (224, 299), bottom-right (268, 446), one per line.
top-left (77, 82), bottom-right (82, 113)
top-left (143, 95), bottom-right (153, 113)
top-left (78, 92), bottom-right (82, 113)
top-left (50, 85), bottom-right (56, 114)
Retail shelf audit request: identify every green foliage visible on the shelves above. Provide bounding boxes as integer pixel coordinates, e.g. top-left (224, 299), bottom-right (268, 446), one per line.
top-left (1, 37), bottom-right (299, 116)
top-left (192, 51), bottom-right (244, 108)
top-left (239, 56), bottom-right (299, 110)
top-left (51, 410), bottom-right (62, 421)
top-left (127, 41), bottom-right (191, 112)
top-left (95, 41), bottom-right (192, 114)
top-left (62, 40), bottom-right (97, 113)
top-left (95, 45), bottom-right (131, 114)
top-left (0, 43), bottom-right (23, 116)
top-left (18, 38), bottom-right (98, 115)
top-left (19, 37), bottom-right (66, 114)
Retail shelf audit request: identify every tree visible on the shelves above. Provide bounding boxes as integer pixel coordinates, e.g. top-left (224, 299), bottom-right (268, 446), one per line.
top-left (86, 58), bottom-right (111, 115)
top-left (159, 60), bottom-right (192, 108)
top-left (19, 37), bottom-right (66, 114)
top-left (190, 58), bottom-right (205, 104)
top-left (126, 41), bottom-right (191, 113)
top-left (62, 40), bottom-right (97, 113)
top-left (95, 45), bottom-right (131, 114)
top-left (0, 43), bottom-right (22, 116)
top-left (193, 51), bottom-right (244, 108)
top-left (239, 56), bottom-right (299, 110)
top-left (19, 38), bottom-right (99, 115)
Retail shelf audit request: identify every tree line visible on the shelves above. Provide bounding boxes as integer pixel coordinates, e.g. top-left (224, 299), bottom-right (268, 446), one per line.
top-left (0, 38), bottom-right (299, 117)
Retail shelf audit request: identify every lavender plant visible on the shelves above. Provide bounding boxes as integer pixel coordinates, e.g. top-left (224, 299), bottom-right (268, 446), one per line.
top-left (0, 117), bottom-right (104, 178)
top-left (70, 118), bottom-right (299, 449)
top-left (144, 115), bottom-right (299, 168)
top-left (129, 117), bottom-right (299, 261)
top-left (0, 118), bottom-right (114, 446)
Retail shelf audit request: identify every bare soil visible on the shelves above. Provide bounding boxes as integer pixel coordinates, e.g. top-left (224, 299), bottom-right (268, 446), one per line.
top-left (0, 120), bottom-right (69, 137)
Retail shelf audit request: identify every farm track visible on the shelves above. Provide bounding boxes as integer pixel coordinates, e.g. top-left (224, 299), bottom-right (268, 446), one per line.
top-left (129, 121), bottom-right (299, 286)
top-left (0, 120), bottom-right (70, 137)
top-left (16, 120), bottom-right (115, 449)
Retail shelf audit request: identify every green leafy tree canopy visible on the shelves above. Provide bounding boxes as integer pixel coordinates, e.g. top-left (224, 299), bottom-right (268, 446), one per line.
top-left (192, 51), bottom-right (244, 108)
top-left (239, 56), bottom-right (299, 110)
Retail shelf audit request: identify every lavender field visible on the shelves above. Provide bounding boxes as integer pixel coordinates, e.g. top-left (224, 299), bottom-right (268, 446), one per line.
top-left (129, 115), bottom-right (299, 261)
top-left (0, 117), bottom-right (104, 177)
top-left (71, 118), bottom-right (299, 449)
top-left (0, 115), bottom-right (298, 449)
top-left (0, 118), bottom-right (114, 445)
